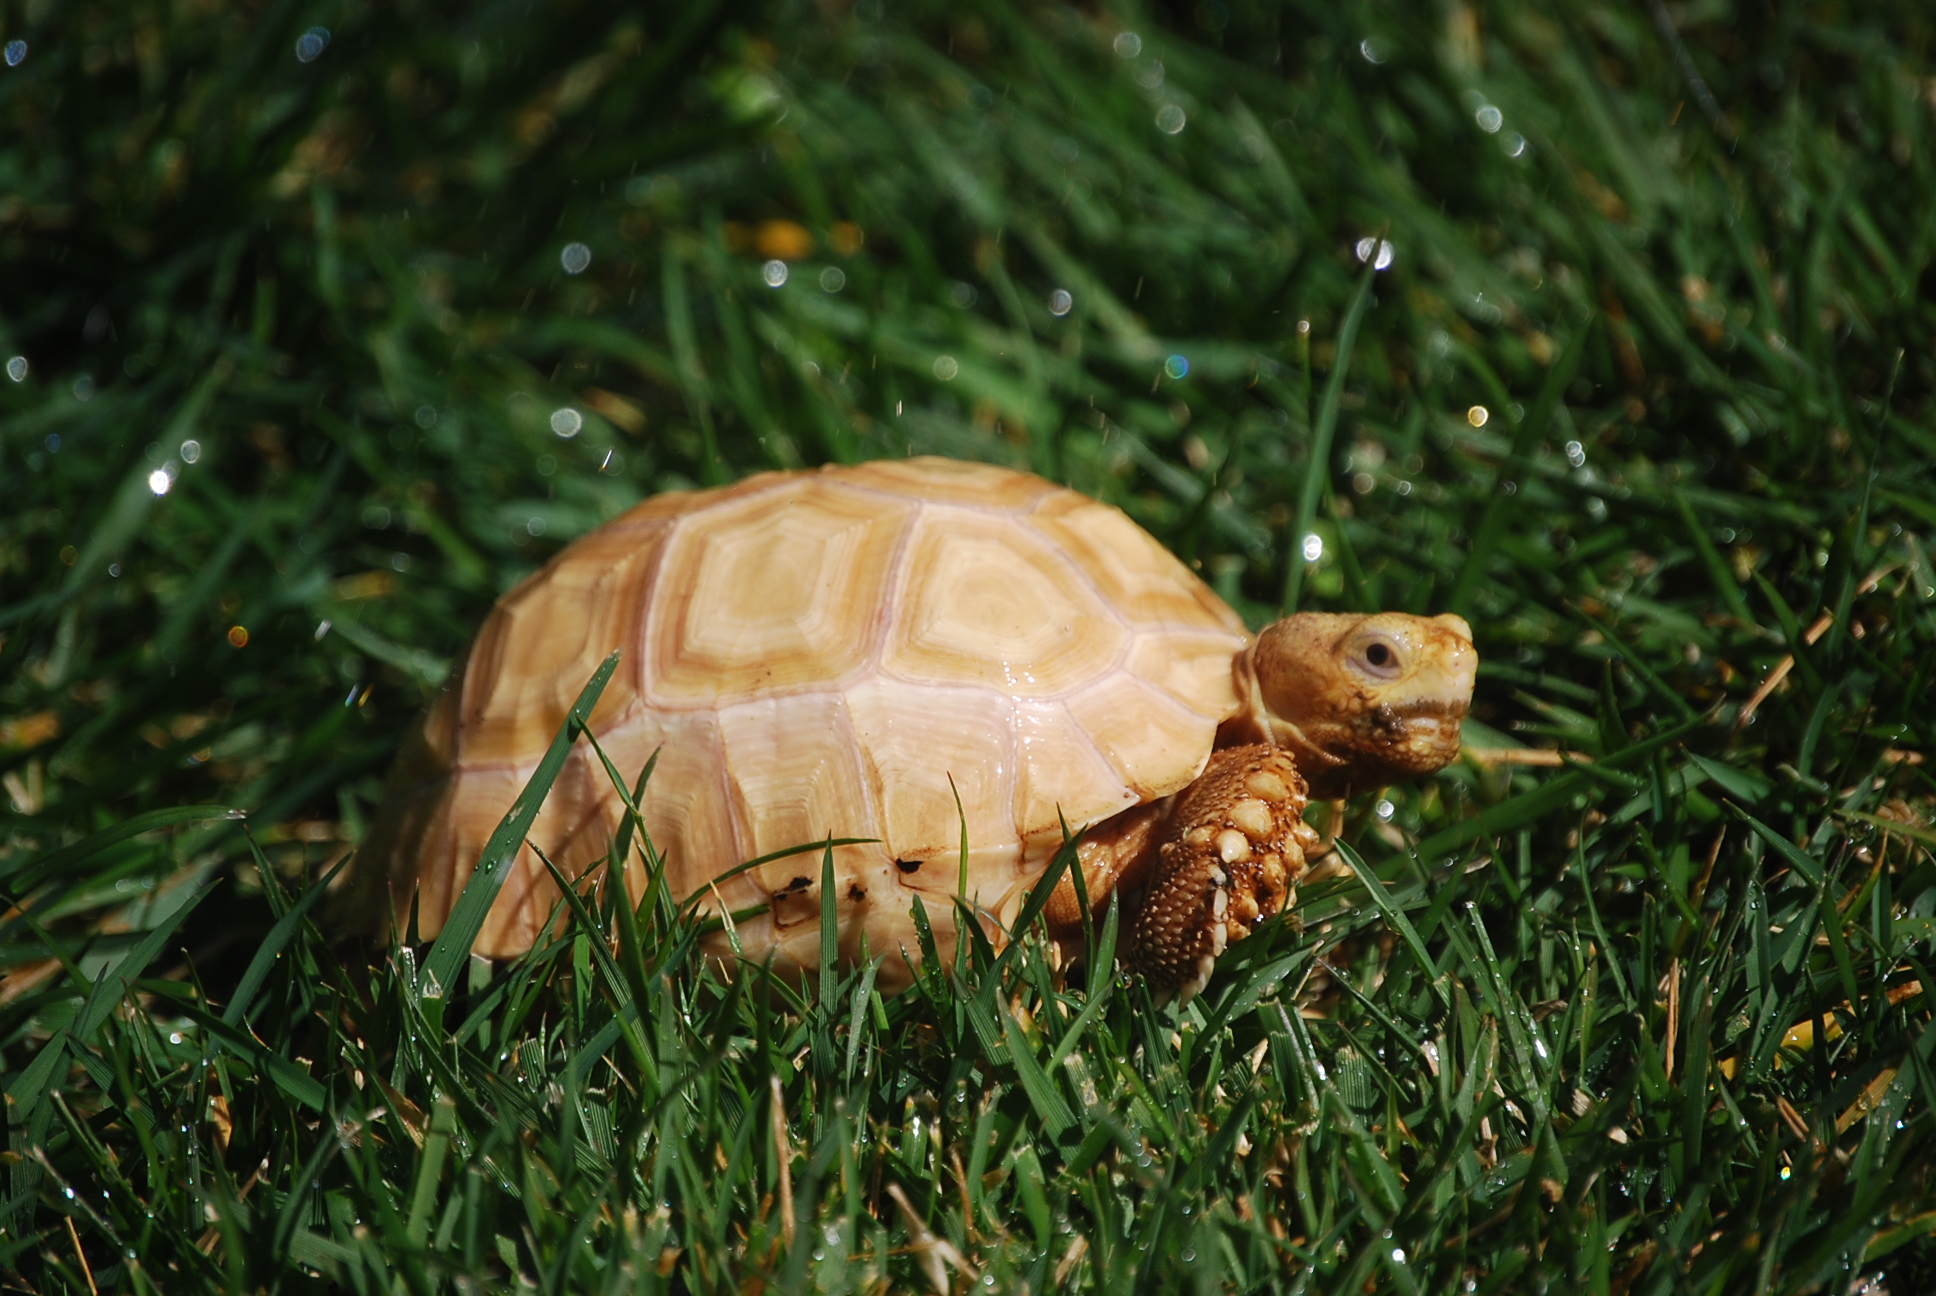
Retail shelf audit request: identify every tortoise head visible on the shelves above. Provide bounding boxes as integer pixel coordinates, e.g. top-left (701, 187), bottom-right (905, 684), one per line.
top-left (1245, 612), bottom-right (1476, 798)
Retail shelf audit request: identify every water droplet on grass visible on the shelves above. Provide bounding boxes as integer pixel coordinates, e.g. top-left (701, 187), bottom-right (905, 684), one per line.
top-left (148, 468), bottom-right (173, 496)
top-left (819, 266), bottom-right (845, 293)
top-left (1359, 39), bottom-right (1384, 64)
top-left (932, 355), bottom-right (959, 381)
top-left (1155, 104), bottom-right (1186, 134)
top-left (295, 28), bottom-right (330, 63)
top-left (1164, 354), bottom-right (1189, 380)
top-left (1049, 288), bottom-right (1073, 316)
top-left (550, 407), bottom-right (583, 438)
top-left (181, 438), bottom-right (202, 463)
top-left (1475, 104), bottom-right (1503, 133)
top-left (5, 40), bottom-right (27, 67)
top-left (1467, 405), bottom-right (1489, 427)
top-left (1302, 533), bottom-right (1323, 562)
top-left (762, 259), bottom-right (789, 287)
top-left (1376, 799), bottom-right (1395, 820)
top-left (5, 355), bottom-right (25, 381)
top-left (560, 242), bottom-right (592, 275)
top-left (1113, 31), bottom-right (1142, 58)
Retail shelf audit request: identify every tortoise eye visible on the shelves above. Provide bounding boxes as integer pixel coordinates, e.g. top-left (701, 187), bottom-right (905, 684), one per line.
top-left (1356, 637), bottom-right (1402, 679)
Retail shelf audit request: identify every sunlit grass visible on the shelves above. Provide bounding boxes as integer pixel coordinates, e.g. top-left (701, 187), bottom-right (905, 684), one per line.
top-left (2, 0), bottom-right (1934, 1291)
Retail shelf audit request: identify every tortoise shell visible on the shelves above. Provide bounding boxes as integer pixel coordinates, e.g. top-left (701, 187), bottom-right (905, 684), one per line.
top-left (360, 457), bottom-right (1250, 978)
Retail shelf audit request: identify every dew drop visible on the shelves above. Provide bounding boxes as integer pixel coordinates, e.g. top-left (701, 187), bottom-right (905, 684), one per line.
top-left (295, 28), bottom-right (330, 63)
top-left (550, 407), bottom-right (583, 438)
top-left (560, 242), bottom-right (592, 275)
top-left (5, 355), bottom-right (25, 381)
top-left (1049, 288), bottom-right (1073, 316)
top-left (762, 259), bottom-right (789, 288)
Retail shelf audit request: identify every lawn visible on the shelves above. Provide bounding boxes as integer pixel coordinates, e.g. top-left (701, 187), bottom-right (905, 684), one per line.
top-left (2, 0), bottom-right (1934, 1291)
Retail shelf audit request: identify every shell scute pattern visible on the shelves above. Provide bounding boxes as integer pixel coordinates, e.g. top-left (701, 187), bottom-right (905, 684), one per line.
top-left (459, 518), bottom-right (669, 764)
top-left (882, 506), bottom-right (1129, 697)
top-left (378, 458), bottom-right (1251, 968)
top-left (1025, 494), bottom-right (1243, 634)
top-left (647, 479), bottom-right (914, 704)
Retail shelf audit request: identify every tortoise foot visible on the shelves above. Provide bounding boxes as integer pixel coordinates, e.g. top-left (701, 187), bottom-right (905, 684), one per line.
top-left (1130, 745), bottom-right (1318, 1004)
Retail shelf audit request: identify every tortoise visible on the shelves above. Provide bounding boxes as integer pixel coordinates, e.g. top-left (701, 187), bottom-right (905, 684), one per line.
top-left (356, 457), bottom-right (1476, 999)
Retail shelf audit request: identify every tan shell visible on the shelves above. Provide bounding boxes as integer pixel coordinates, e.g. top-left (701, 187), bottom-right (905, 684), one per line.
top-left (362, 457), bottom-right (1249, 979)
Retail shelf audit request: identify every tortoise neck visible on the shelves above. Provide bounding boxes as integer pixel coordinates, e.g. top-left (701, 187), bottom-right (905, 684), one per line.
top-left (1217, 641), bottom-right (1350, 792)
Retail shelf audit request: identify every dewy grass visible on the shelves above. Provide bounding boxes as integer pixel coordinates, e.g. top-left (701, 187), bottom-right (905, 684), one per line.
top-left (2, 0), bottom-right (1934, 1291)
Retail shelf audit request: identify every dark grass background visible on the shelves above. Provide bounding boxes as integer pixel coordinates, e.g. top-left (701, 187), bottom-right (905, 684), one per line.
top-left (2, 0), bottom-right (1934, 1291)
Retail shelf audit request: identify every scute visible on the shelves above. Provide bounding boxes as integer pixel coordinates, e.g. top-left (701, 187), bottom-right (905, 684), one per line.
top-left (649, 479), bottom-right (912, 703)
top-left (458, 519), bottom-right (667, 764)
top-left (365, 457), bottom-right (1253, 980)
top-left (883, 506), bottom-right (1128, 696)
top-left (716, 693), bottom-right (876, 924)
top-left (843, 676), bottom-right (1018, 883)
top-left (1064, 674), bottom-right (1221, 799)
top-left (1028, 494), bottom-right (1244, 633)
top-left (1011, 698), bottom-right (1138, 844)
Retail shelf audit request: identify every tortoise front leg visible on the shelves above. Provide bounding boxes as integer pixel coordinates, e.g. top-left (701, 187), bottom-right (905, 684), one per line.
top-left (1042, 801), bottom-right (1165, 953)
top-left (1130, 745), bottom-right (1317, 1003)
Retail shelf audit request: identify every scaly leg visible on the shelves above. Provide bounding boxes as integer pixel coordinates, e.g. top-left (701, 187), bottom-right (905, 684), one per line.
top-left (1042, 801), bottom-right (1165, 955)
top-left (1130, 745), bottom-right (1318, 1003)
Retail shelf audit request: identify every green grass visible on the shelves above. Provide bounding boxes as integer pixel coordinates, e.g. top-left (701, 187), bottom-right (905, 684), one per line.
top-left (2, 0), bottom-right (1935, 1290)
